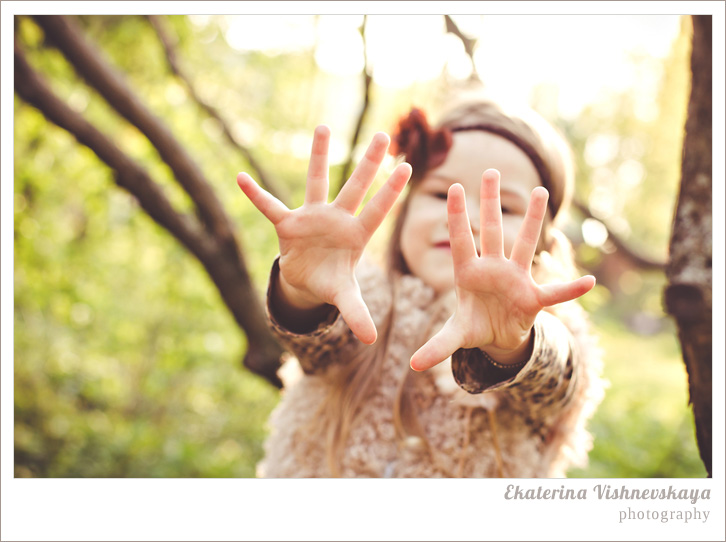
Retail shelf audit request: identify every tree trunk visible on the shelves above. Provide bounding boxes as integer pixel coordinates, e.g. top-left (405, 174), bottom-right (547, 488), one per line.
top-left (664, 15), bottom-right (712, 477)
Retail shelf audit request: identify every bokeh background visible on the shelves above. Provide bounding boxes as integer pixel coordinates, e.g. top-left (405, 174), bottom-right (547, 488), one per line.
top-left (13, 14), bottom-right (708, 477)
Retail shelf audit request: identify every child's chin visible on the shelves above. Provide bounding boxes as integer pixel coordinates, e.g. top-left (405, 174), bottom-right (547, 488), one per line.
top-left (426, 275), bottom-right (455, 295)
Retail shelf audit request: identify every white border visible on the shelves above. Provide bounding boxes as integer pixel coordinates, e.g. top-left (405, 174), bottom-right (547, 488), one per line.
top-left (2, 2), bottom-right (724, 541)
top-left (4, 0), bottom-right (726, 16)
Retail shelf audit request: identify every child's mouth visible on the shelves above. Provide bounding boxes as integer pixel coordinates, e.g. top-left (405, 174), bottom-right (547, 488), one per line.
top-left (434, 240), bottom-right (481, 256)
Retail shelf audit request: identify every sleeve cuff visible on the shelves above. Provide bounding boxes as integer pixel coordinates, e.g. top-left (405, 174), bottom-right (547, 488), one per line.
top-left (266, 256), bottom-right (342, 339)
top-left (451, 311), bottom-right (571, 394)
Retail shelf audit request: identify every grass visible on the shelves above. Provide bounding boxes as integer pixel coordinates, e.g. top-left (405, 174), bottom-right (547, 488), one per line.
top-left (568, 312), bottom-right (708, 478)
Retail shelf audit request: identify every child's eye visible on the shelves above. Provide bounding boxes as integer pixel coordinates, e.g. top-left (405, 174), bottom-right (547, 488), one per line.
top-left (424, 190), bottom-right (447, 200)
top-left (501, 206), bottom-right (511, 214)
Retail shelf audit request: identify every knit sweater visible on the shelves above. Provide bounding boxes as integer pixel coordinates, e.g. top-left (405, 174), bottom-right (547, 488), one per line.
top-left (257, 258), bottom-right (605, 478)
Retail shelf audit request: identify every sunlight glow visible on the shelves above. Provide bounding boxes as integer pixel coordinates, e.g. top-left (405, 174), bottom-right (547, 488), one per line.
top-left (582, 218), bottom-right (609, 248)
top-left (220, 14), bottom-right (681, 117)
top-left (364, 15), bottom-right (449, 88)
top-left (314, 16), bottom-right (365, 76)
top-left (224, 15), bottom-right (317, 53)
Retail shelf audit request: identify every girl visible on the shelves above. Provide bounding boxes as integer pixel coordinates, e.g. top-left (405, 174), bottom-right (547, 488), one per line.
top-left (236, 95), bottom-right (605, 477)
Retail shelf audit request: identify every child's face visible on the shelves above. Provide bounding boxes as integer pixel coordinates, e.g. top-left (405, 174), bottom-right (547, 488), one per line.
top-left (400, 131), bottom-right (542, 293)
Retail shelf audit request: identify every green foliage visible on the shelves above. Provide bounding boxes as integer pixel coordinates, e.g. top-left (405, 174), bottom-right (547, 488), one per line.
top-left (14, 15), bottom-right (706, 478)
top-left (14, 15), bottom-right (281, 477)
top-left (564, 17), bottom-right (691, 265)
top-left (561, 22), bottom-right (705, 477)
top-left (569, 313), bottom-right (707, 478)
top-left (14, 105), bottom-right (279, 475)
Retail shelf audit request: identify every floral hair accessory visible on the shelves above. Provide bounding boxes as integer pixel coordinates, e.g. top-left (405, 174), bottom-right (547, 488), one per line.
top-left (389, 108), bottom-right (453, 174)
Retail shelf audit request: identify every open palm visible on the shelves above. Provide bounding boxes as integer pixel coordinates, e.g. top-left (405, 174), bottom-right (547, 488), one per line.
top-left (237, 126), bottom-right (411, 345)
top-left (410, 169), bottom-right (595, 371)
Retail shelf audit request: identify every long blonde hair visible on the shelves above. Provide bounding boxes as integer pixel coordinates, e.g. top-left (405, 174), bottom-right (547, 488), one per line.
top-left (317, 93), bottom-right (579, 476)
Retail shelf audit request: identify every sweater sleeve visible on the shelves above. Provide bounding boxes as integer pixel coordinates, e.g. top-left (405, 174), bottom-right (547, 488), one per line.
top-left (451, 310), bottom-right (579, 412)
top-left (265, 257), bottom-right (389, 375)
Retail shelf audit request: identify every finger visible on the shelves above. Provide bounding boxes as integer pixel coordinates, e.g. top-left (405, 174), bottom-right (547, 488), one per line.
top-left (305, 125), bottom-right (331, 205)
top-left (237, 172), bottom-right (290, 225)
top-left (537, 275), bottom-right (596, 307)
top-left (509, 186), bottom-right (549, 269)
top-left (480, 169), bottom-right (504, 257)
top-left (334, 132), bottom-right (391, 214)
top-left (447, 184), bottom-right (478, 267)
top-left (358, 162), bottom-right (412, 234)
top-left (334, 285), bottom-right (378, 345)
top-left (410, 319), bottom-right (464, 371)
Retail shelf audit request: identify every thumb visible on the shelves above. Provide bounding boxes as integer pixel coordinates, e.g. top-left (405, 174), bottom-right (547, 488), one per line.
top-left (334, 283), bottom-right (377, 345)
top-left (410, 318), bottom-right (464, 371)
top-left (537, 275), bottom-right (596, 307)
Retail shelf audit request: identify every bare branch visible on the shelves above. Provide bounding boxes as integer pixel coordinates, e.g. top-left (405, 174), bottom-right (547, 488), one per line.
top-left (33, 15), bottom-right (235, 242)
top-left (146, 15), bottom-right (291, 207)
top-left (15, 32), bottom-right (284, 388)
top-left (444, 15), bottom-right (480, 82)
top-left (571, 197), bottom-right (667, 272)
top-left (336, 15), bottom-right (372, 195)
top-left (14, 41), bottom-right (208, 258)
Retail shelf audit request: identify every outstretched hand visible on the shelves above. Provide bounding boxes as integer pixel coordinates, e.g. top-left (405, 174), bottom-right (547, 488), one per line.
top-left (237, 126), bottom-right (412, 345)
top-left (410, 169), bottom-right (595, 371)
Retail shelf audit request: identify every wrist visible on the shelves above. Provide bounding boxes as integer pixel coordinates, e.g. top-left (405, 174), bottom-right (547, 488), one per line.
top-left (278, 271), bottom-right (325, 311)
top-left (482, 328), bottom-right (534, 367)
top-left (270, 260), bottom-right (337, 334)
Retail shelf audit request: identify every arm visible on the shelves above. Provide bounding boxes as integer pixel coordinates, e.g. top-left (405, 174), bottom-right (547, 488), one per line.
top-left (452, 309), bottom-right (590, 446)
top-left (451, 310), bottom-right (575, 397)
top-left (266, 256), bottom-right (392, 374)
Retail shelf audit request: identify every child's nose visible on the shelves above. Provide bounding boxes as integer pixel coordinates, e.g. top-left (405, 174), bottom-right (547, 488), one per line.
top-left (465, 196), bottom-right (482, 254)
top-left (466, 196), bottom-right (480, 234)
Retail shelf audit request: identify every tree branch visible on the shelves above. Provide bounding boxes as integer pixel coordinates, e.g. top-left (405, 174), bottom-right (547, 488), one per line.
top-left (14, 41), bottom-right (208, 258)
top-left (571, 197), bottom-right (667, 272)
top-left (146, 15), bottom-right (291, 208)
top-left (16, 31), bottom-right (284, 388)
top-left (444, 15), bottom-right (480, 82)
top-left (336, 15), bottom-right (372, 195)
top-left (33, 15), bottom-right (235, 242)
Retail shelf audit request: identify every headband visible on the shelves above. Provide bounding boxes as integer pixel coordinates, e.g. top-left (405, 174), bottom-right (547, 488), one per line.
top-left (391, 108), bottom-right (558, 218)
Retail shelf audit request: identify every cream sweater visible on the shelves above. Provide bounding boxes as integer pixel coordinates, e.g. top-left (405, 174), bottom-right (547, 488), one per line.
top-left (257, 258), bottom-right (605, 478)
